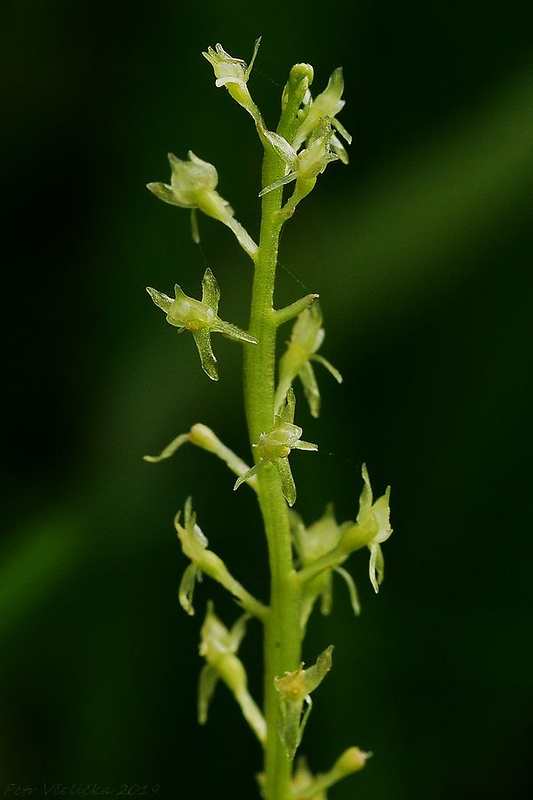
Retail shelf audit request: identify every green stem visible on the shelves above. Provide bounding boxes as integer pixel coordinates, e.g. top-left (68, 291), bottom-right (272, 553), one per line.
top-left (243, 146), bottom-right (302, 800)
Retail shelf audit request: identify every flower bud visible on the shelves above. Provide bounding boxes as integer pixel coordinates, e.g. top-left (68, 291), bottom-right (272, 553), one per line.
top-left (331, 746), bottom-right (372, 776)
top-left (283, 63), bottom-right (314, 103)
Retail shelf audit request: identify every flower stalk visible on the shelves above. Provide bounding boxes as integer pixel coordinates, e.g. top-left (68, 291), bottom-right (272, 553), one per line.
top-left (144, 39), bottom-right (392, 800)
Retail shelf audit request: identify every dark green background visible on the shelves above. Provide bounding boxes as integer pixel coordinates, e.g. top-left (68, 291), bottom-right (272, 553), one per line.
top-left (2, 1), bottom-right (532, 797)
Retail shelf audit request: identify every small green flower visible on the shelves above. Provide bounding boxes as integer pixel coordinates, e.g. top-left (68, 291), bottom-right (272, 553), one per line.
top-left (274, 301), bottom-right (342, 418)
top-left (147, 151), bottom-right (219, 209)
top-left (147, 152), bottom-right (258, 258)
top-left (174, 498), bottom-right (267, 619)
top-left (146, 267), bottom-right (257, 381)
top-left (275, 645), bottom-right (333, 760)
top-left (292, 505), bottom-right (360, 627)
top-left (174, 498), bottom-right (210, 616)
top-left (234, 390), bottom-right (317, 506)
top-left (351, 464), bottom-right (393, 592)
top-left (202, 39), bottom-right (262, 124)
top-left (198, 602), bottom-right (266, 743)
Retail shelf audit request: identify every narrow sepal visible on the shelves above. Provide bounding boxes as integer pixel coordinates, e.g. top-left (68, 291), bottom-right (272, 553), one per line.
top-left (193, 327), bottom-right (218, 381)
top-left (143, 432), bottom-right (189, 463)
top-left (146, 286), bottom-right (173, 314)
top-left (369, 543), bottom-right (385, 593)
top-left (334, 566), bottom-right (361, 616)
top-left (275, 457), bottom-right (297, 507)
top-left (178, 563), bottom-right (199, 616)
top-left (201, 266), bottom-right (220, 313)
top-left (198, 664), bottom-right (219, 725)
top-left (233, 460), bottom-right (265, 491)
top-left (146, 182), bottom-right (181, 206)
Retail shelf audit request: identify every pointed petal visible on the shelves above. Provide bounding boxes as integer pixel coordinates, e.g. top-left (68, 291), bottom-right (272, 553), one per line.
top-left (213, 318), bottom-right (258, 345)
top-left (293, 439), bottom-right (318, 452)
top-left (143, 432), bottom-right (190, 463)
top-left (261, 129), bottom-right (298, 166)
top-left (258, 170), bottom-right (298, 197)
top-left (311, 353), bottom-right (343, 384)
top-left (198, 664), bottom-right (219, 725)
top-left (146, 286), bottom-right (174, 315)
top-left (281, 386), bottom-right (296, 423)
top-left (334, 566), bottom-right (361, 616)
top-left (275, 458), bottom-right (296, 506)
top-left (233, 460), bottom-right (265, 491)
top-left (297, 694), bottom-right (313, 748)
top-left (369, 543), bottom-right (385, 593)
top-left (299, 361), bottom-right (321, 418)
top-left (178, 563), bottom-right (198, 616)
top-left (146, 182), bottom-right (185, 206)
top-left (332, 116), bottom-right (352, 145)
top-left (373, 487), bottom-right (393, 543)
top-left (227, 612), bottom-right (250, 651)
top-left (192, 329), bottom-right (218, 381)
top-left (245, 36), bottom-right (262, 79)
top-left (357, 463), bottom-right (373, 522)
top-left (201, 267), bottom-right (220, 313)
top-left (302, 645), bottom-right (334, 694)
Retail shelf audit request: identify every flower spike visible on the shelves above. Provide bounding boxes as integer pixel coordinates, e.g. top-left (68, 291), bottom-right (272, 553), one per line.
top-left (146, 267), bottom-right (257, 381)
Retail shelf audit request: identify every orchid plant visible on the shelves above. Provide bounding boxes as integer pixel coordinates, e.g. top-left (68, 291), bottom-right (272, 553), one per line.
top-left (145, 39), bottom-right (392, 800)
